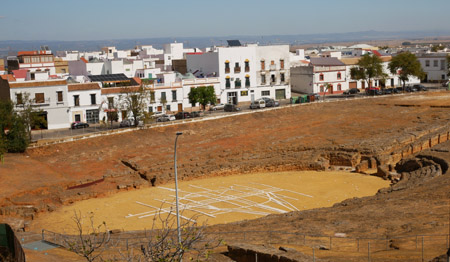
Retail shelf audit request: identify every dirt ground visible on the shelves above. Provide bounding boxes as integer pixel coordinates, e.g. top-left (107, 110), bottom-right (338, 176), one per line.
top-left (28, 171), bottom-right (389, 233)
top-left (2, 91), bottom-right (450, 261)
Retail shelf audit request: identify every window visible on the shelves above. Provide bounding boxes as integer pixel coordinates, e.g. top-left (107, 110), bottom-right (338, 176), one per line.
top-left (150, 91), bottom-right (155, 102)
top-left (90, 94), bottom-right (96, 105)
top-left (271, 74), bottom-right (276, 84)
top-left (30, 73), bottom-right (35, 80)
top-left (24, 57), bottom-right (30, 63)
top-left (261, 74), bottom-right (266, 85)
top-left (245, 76), bottom-right (250, 87)
top-left (337, 72), bottom-right (342, 80)
top-left (148, 107), bottom-right (153, 112)
top-left (319, 74), bottom-right (324, 81)
top-left (108, 97), bottom-right (114, 108)
top-left (441, 60), bottom-right (446, 70)
top-left (226, 78), bottom-right (231, 88)
top-left (434, 60), bottom-right (438, 67)
top-left (166, 105), bottom-right (171, 111)
top-left (234, 62), bottom-right (241, 73)
top-left (337, 84), bottom-right (342, 91)
top-left (280, 73), bottom-right (285, 83)
top-left (75, 114), bottom-right (81, 122)
top-left (425, 60), bottom-right (430, 67)
top-left (57, 91), bottom-right (63, 103)
top-left (261, 90), bottom-right (270, 96)
top-left (161, 92), bottom-right (166, 102)
top-left (73, 95), bottom-right (80, 106)
top-left (320, 85), bottom-right (324, 93)
top-left (172, 90), bottom-right (177, 101)
top-left (235, 78), bottom-right (241, 88)
top-left (245, 60), bottom-right (250, 72)
top-left (35, 93), bottom-right (44, 103)
top-left (271, 60), bottom-right (275, 65)
top-left (280, 59), bottom-right (284, 69)
top-left (16, 93), bottom-right (23, 104)
top-left (442, 74), bottom-right (446, 80)
top-left (225, 61), bottom-right (230, 73)
top-left (261, 60), bottom-right (265, 70)
top-left (240, 90), bottom-right (248, 96)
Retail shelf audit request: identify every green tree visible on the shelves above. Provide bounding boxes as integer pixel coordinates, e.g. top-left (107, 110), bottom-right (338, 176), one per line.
top-left (447, 54), bottom-right (450, 78)
top-left (0, 99), bottom-right (29, 154)
top-left (350, 54), bottom-right (387, 89)
top-left (188, 87), bottom-right (199, 109)
top-left (15, 93), bottom-right (47, 140)
top-left (119, 84), bottom-right (149, 127)
top-left (189, 86), bottom-right (216, 111)
top-left (6, 114), bottom-right (29, 153)
top-left (388, 52), bottom-right (425, 90)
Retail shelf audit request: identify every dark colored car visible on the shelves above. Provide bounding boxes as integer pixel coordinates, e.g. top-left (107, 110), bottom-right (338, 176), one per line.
top-left (71, 122), bottom-right (89, 129)
top-left (366, 88), bottom-right (382, 96)
top-left (261, 97), bottom-right (280, 107)
top-left (191, 111), bottom-right (204, 118)
top-left (382, 88), bottom-right (393, 95)
top-left (413, 84), bottom-right (427, 91)
top-left (405, 85), bottom-right (418, 92)
top-left (224, 104), bottom-right (241, 112)
top-left (174, 112), bottom-right (191, 120)
top-left (343, 88), bottom-right (360, 95)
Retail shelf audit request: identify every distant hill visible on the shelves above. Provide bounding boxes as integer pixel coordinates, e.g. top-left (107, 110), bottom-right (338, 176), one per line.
top-left (1, 30), bottom-right (450, 57)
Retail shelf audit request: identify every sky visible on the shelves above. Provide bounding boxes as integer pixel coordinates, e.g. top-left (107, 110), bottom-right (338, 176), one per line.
top-left (0, 0), bottom-right (449, 41)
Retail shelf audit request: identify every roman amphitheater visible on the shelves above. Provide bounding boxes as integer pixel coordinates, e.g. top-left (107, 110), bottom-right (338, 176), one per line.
top-left (2, 91), bottom-right (450, 261)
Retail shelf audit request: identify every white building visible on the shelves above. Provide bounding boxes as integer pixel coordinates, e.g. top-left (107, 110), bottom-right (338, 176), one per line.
top-left (417, 53), bottom-right (448, 82)
top-left (186, 43), bottom-right (291, 105)
top-left (68, 83), bottom-right (102, 124)
top-left (0, 78), bottom-right (70, 129)
top-left (291, 57), bottom-right (347, 94)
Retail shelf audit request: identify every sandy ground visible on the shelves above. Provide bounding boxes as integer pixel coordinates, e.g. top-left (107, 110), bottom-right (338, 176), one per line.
top-left (29, 171), bottom-right (389, 234)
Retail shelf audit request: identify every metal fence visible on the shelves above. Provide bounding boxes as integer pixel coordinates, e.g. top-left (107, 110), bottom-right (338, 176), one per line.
top-left (41, 229), bottom-right (450, 261)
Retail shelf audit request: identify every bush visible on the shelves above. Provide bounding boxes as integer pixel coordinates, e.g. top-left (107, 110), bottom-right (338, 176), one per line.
top-left (6, 115), bottom-right (29, 153)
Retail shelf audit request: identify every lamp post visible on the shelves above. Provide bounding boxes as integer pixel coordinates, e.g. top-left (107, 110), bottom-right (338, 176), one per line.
top-left (174, 131), bottom-right (183, 250)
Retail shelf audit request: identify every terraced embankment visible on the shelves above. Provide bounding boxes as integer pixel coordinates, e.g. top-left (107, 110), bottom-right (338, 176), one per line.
top-left (1, 91), bottom-right (450, 237)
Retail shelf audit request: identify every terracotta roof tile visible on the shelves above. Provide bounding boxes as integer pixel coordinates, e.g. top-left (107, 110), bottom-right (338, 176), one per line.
top-left (101, 86), bottom-right (141, 95)
top-left (133, 77), bottom-right (142, 85)
top-left (68, 83), bottom-right (101, 91)
top-left (9, 80), bottom-right (67, 88)
top-left (0, 74), bottom-right (16, 82)
top-left (12, 69), bottom-right (28, 79)
top-left (80, 57), bottom-right (88, 63)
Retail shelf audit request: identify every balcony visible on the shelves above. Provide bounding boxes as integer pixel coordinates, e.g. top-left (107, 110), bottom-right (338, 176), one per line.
top-left (234, 67), bottom-right (241, 73)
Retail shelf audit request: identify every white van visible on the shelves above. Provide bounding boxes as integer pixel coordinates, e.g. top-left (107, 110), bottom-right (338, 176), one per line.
top-left (249, 99), bottom-right (266, 109)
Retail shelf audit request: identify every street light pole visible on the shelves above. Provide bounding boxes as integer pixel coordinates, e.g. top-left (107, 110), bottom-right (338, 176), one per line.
top-left (174, 131), bottom-right (183, 250)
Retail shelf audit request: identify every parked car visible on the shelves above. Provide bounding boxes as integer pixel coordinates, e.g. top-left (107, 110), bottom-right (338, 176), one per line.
top-left (307, 93), bottom-right (320, 101)
top-left (366, 88), bottom-right (382, 96)
top-left (343, 88), bottom-right (360, 95)
top-left (210, 103), bottom-right (225, 111)
top-left (120, 119), bottom-right (134, 127)
top-left (156, 114), bottom-right (176, 122)
top-left (413, 84), bottom-right (427, 91)
top-left (71, 122), bottom-right (89, 129)
top-left (174, 112), bottom-right (192, 120)
top-left (405, 85), bottom-right (418, 92)
top-left (261, 97), bottom-right (279, 107)
top-left (151, 111), bottom-right (164, 119)
top-left (249, 99), bottom-right (266, 109)
top-left (191, 111), bottom-right (204, 118)
top-left (120, 118), bottom-right (144, 127)
top-left (224, 104), bottom-right (241, 112)
top-left (382, 88), bottom-right (393, 95)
